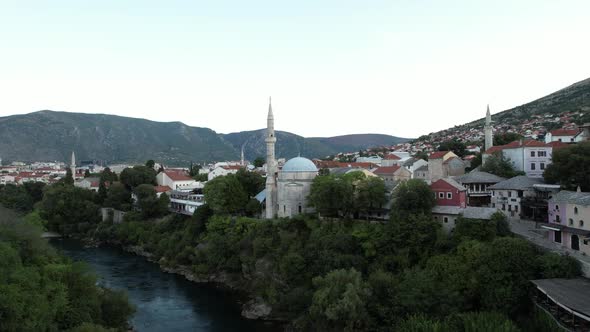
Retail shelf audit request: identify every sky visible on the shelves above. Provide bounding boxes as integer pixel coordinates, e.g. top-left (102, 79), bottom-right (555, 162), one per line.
top-left (0, 0), bottom-right (589, 138)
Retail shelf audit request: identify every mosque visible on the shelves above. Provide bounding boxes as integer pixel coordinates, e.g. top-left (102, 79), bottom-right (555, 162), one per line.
top-left (262, 99), bottom-right (318, 219)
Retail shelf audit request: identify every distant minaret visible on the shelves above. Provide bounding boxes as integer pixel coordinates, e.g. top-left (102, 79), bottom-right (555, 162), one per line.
top-left (265, 97), bottom-right (277, 219)
top-left (484, 105), bottom-right (493, 152)
top-left (0, 156), bottom-right (2, 166)
top-left (71, 151), bottom-right (76, 178)
top-left (241, 144), bottom-right (245, 166)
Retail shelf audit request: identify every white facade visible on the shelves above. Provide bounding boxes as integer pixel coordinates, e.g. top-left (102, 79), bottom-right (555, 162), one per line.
top-left (501, 145), bottom-right (552, 178)
top-left (156, 171), bottom-right (197, 190)
top-left (277, 158), bottom-right (318, 218)
top-left (207, 166), bottom-right (240, 181)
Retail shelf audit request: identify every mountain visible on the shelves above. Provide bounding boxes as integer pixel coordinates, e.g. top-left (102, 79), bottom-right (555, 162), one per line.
top-left (0, 111), bottom-right (237, 165)
top-left (0, 111), bottom-right (410, 165)
top-left (221, 131), bottom-right (409, 161)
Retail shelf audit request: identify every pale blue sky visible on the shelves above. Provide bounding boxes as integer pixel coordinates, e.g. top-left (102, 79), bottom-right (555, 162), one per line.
top-left (1, 0), bottom-right (589, 138)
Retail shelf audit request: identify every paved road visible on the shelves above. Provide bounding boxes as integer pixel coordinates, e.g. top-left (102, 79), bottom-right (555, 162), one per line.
top-left (509, 219), bottom-right (590, 276)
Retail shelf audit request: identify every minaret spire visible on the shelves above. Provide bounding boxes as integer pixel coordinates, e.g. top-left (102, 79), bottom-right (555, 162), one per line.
top-left (265, 97), bottom-right (277, 219)
top-left (70, 151), bottom-right (76, 179)
top-left (241, 144), bottom-right (245, 166)
top-left (484, 104), bottom-right (493, 153)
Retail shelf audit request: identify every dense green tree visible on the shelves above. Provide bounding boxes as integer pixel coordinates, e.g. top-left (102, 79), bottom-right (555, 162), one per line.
top-left (535, 252), bottom-right (581, 279)
top-left (481, 152), bottom-right (524, 178)
top-left (84, 169), bottom-right (91, 178)
top-left (39, 185), bottom-right (100, 234)
top-left (192, 173), bottom-right (208, 182)
top-left (203, 174), bottom-right (248, 215)
top-left (119, 165), bottom-right (156, 189)
top-left (318, 168), bottom-right (330, 176)
top-left (355, 176), bottom-right (387, 217)
top-left (438, 139), bottom-right (467, 157)
top-left (235, 168), bottom-right (265, 198)
top-left (23, 182), bottom-right (46, 204)
top-left (145, 159), bottom-right (155, 169)
top-left (544, 141), bottom-right (590, 191)
top-left (64, 168), bottom-right (74, 185)
top-left (453, 217), bottom-right (497, 242)
top-left (390, 179), bottom-right (436, 218)
top-left (104, 183), bottom-right (132, 211)
top-left (134, 184), bottom-right (169, 219)
top-left (0, 184), bottom-right (35, 212)
top-left (100, 167), bottom-right (118, 183)
top-left (189, 163), bottom-right (202, 176)
top-left (413, 151), bottom-right (429, 161)
top-left (309, 268), bottom-right (370, 331)
top-left (494, 133), bottom-right (523, 146)
top-left (253, 157), bottom-right (265, 168)
top-left (308, 175), bottom-right (354, 218)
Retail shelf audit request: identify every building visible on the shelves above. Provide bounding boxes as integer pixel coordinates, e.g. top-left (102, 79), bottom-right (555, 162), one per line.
top-left (428, 151), bottom-right (465, 182)
top-left (531, 278), bottom-right (590, 330)
top-left (483, 140), bottom-right (553, 178)
top-left (489, 176), bottom-right (546, 220)
top-left (453, 171), bottom-right (506, 207)
top-left (380, 154), bottom-right (401, 167)
top-left (543, 190), bottom-right (590, 255)
top-left (544, 129), bottom-right (579, 143)
top-left (401, 157), bottom-right (428, 178)
top-left (169, 188), bottom-right (205, 216)
top-left (74, 177), bottom-right (101, 192)
top-left (484, 105), bottom-right (493, 151)
top-left (372, 165), bottom-right (411, 183)
top-left (414, 165), bottom-right (429, 181)
top-left (208, 165), bottom-right (242, 181)
top-left (263, 99), bottom-right (318, 219)
top-left (574, 123), bottom-right (590, 142)
top-left (156, 170), bottom-right (197, 190)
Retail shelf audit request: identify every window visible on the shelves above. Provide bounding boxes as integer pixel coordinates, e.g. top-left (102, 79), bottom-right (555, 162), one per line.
top-left (434, 216), bottom-right (438, 221)
top-left (540, 163), bottom-right (545, 170)
top-left (444, 217), bottom-right (448, 223)
top-left (580, 220), bottom-right (585, 227)
top-left (447, 192), bottom-right (452, 199)
top-left (538, 151), bottom-right (547, 157)
top-left (569, 218), bottom-right (574, 226)
top-left (502, 204), bottom-right (506, 211)
top-left (515, 205), bottom-right (519, 212)
top-left (492, 203), bottom-right (496, 208)
top-left (531, 163), bottom-right (536, 170)
top-left (508, 205), bottom-right (512, 211)
top-left (554, 231), bottom-right (561, 243)
top-left (508, 191), bottom-right (512, 197)
top-left (575, 207), bottom-right (578, 215)
top-left (555, 205), bottom-right (559, 211)
top-left (556, 215), bottom-right (561, 223)
top-left (298, 205), bottom-right (302, 213)
top-left (530, 151), bottom-right (536, 157)
top-left (439, 192), bottom-right (444, 199)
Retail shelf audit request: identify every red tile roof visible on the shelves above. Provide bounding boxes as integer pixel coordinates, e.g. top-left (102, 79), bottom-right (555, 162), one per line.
top-left (221, 165), bottom-right (243, 170)
top-left (154, 185), bottom-right (172, 193)
top-left (547, 141), bottom-right (570, 150)
top-left (164, 170), bottom-right (193, 181)
top-left (429, 151), bottom-right (450, 159)
top-left (372, 166), bottom-right (401, 175)
top-left (313, 161), bottom-right (377, 169)
top-left (550, 129), bottom-right (578, 136)
top-left (484, 140), bottom-right (549, 154)
top-left (383, 154), bottom-right (401, 160)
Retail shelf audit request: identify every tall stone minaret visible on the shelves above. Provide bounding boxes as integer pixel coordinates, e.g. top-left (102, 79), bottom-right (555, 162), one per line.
top-left (265, 97), bottom-right (277, 219)
top-left (71, 151), bottom-right (76, 178)
top-left (241, 144), bottom-right (245, 166)
top-left (484, 105), bottom-right (493, 152)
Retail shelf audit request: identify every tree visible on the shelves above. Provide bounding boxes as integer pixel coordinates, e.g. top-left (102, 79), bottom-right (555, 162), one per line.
top-left (544, 141), bottom-right (590, 191)
top-left (104, 183), bottom-right (132, 211)
top-left (355, 177), bottom-right (387, 218)
top-left (84, 169), bottom-right (91, 178)
top-left (39, 185), bottom-right (100, 234)
top-left (308, 175), bottom-right (354, 218)
top-left (189, 163), bottom-right (202, 177)
top-left (203, 174), bottom-right (248, 215)
top-left (390, 179), bottom-right (436, 218)
top-left (253, 157), bottom-right (265, 168)
top-left (318, 168), bottom-right (330, 176)
top-left (438, 139), bottom-right (467, 157)
top-left (413, 151), bottom-right (428, 161)
top-left (64, 168), bottom-right (74, 185)
top-left (145, 159), bottom-right (155, 169)
top-left (494, 133), bottom-right (523, 146)
top-left (481, 152), bottom-right (524, 178)
top-left (309, 268), bottom-right (370, 331)
top-left (235, 168), bottom-right (264, 197)
top-left (100, 167), bottom-right (118, 183)
top-left (134, 184), bottom-right (168, 219)
top-left (119, 165), bottom-right (156, 189)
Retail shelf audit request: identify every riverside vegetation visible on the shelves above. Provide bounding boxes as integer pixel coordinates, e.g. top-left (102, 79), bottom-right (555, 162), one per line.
top-left (0, 159), bottom-right (584, 332)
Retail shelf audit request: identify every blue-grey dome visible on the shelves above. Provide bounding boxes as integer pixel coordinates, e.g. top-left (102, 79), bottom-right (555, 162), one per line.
top-left (282, 157), bottom-right (318, 172)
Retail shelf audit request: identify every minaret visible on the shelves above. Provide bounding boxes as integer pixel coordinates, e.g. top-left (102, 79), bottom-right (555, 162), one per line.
top-left (265, 97), bottom-right (277, 219)
top-left (241, 144), bottom-right (245, 166)
top-left (71, 151), bottom-right (76, 179)
top-left (484, 105), bottom-right (493, 152)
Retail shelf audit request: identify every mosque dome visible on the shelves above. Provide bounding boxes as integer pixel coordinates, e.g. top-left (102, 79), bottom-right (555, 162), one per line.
top-left (281, 157), bottom-right (318, 172)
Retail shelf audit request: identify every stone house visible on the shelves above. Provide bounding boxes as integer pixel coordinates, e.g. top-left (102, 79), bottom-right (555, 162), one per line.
top-left (372, 165), bottom-right (411, 183)
top-left (544, 190), bottom-right (590, 256)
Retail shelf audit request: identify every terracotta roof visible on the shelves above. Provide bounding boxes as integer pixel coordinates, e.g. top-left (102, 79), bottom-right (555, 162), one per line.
top-left (484, 140), bottom-right (549, 154)
top-left (550, 129), bottom-right (578, 136)
top-left (164, 170), bottom-right (193, 181)
top-left (431, 178), bottom-right (466, 191)
top-left (383, 154), bottom-right (401, 160)
top-left (429, 151), bottom-right (450, 159)
top-left (372, 166), bottom-right (401, 175)
top-left (221, 165), bottom-right (243, 170)
top-left (154, 185), bottom-right (172, 193)
top-left (547, 141), bottom-right (570, 150)
top-left (313, 161), bottom-right (377, 169)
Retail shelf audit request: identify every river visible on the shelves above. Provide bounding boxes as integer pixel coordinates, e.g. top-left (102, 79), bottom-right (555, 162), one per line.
top-left (51, 239), bottom-right (279, 332)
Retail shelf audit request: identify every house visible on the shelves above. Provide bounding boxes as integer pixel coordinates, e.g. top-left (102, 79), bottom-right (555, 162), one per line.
top-left (428, 151), bottom-right (465, 181)
top-left (453, 171), bottom-right (506, 207)
top-left (489, 176), bottom-right (548, 220)
top-left (414, 165), bottom-right (429, 181)
top-left (154, 185), bottom-right (172, 198)
top-left (544, 129), bottom-right (579, 143)
top-left (207, 165), bottom-right (242, 181)
top-left (169, 188), bottom-right (205, 216)
top-left (0, 173), bottom-right (16, 185)
top-left (74, 177), bottom-right (101, 192)
top-left (381, 154), bottom-right (402, 167)
top-left (355, 156), bottom-right (383, 165)
top-left (401, 158), bottom-right (428, 178)
top-left (157, 170), bottom-right (197, 189)
top-left (542, 190), bottom-right (590, 255)
top-left (574, 123), bottom-right (590, 142)
top-left (372, 165), bottom-right (411, 183)
top-left (430, 178), bottom-right (497, 232)
top-left (466, 145), bottom-right (481, 153)
top-left (483, 140), bottom-right (553, 178)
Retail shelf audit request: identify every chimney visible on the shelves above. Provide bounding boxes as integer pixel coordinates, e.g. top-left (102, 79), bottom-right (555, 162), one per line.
top-left (577, 186), bottom-right (582, 193)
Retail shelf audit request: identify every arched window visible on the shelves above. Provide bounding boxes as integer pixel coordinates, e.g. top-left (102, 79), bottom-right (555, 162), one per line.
top-left (443, 217), bottom-right (449, 223)
top-left (555, 205), bottom-right (559, 211)
top-left (574, 207), bottom-right (578, 215)
top-left (580, 220), bottom-right (585, 227)
top-left (556, 215), bottom-right (561, 223)
top-left (569, 218), bottom-right (574, 226)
